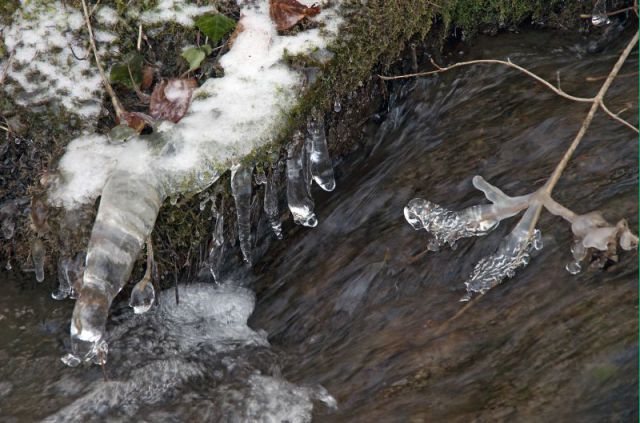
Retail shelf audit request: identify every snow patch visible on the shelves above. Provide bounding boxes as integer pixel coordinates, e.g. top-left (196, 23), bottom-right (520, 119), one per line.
top-left (2, 1), bottom-right (116, 120)
top-left (50, 0), bottom-right (342, 208)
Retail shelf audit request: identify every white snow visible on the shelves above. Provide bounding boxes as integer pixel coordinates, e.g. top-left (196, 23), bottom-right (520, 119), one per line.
top-left (50, 0), bottom-right (343, 209)
top-left (141, 0), bottom-right (216, 27)
top-left (95, 6), bottom-right (119, 26)
top-left (2, 1), bottom-right (117, 120)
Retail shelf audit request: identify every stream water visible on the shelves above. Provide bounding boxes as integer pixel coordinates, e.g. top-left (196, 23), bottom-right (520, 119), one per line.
top-left (1, 28), bottom-right (638, 422)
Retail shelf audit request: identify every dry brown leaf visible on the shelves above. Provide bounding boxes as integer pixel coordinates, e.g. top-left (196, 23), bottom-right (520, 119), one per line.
top-left (121, 111), bottom-right (154, 133)
top-left (269, 0), bottom-right (320, 31)
top-left (149, 78), bottom-right (198, 123)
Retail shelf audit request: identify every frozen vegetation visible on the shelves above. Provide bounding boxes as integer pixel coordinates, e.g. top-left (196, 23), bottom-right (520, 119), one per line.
top-left (405, 176), bottom-right (638, 301)
top-left (11, 0), bottom-right (344, 365)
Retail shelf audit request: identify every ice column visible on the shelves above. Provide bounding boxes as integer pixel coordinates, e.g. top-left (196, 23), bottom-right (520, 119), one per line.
top-left (307, 116), bottom-right (336, 192)
top-left (264, 165), bottom-right (283, 239)
top-left (231, 164), bottom-right (254, 265)
top-left (287, 134), bottom-right (317, 227)
top-left (63, 170), bottom-right (165, 366)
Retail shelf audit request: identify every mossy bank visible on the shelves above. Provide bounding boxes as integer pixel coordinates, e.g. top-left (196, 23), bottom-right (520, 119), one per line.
top-left (0, 0), bottom-right (591, 287)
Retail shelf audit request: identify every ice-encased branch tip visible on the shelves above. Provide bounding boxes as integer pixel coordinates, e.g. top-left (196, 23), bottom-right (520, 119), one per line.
top-left (405, 176), bottom-right (637, 300)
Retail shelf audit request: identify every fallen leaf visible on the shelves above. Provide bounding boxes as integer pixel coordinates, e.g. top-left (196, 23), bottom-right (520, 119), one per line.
top-left (181, 45), bottom-right (213, 71)
top-left (269, 0), bottom-right (320, 31)
top-left (195, 13), bottom-right (236, 43)
top-left (121, 111), bottom-right (155, 133)
top-left (149, 79), bottom-right (198, 123)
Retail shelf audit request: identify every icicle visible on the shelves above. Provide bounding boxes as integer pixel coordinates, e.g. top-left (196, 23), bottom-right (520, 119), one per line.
top-left (231, 164), bottom-right (253, 265)
top-left (255, 167), bottom-right (267, 185)
top-left (333, 99), bottom-right (342, 112)
top-left (264, 164), bottom-right (283, 239)
top-left (462, 203), bottom-right (543, 301)
top-left (307, 115), bottom-right (336, 192)
top-left (129, 239), bottom-right (156, 314)
top-left (31, 238), bottom-right (45, 282)
top-left (53, 254), bottom-right (83, 300)
top-left (287, 134), bottom-right (317, 227)
top-left (64, 171), bottom-right (165, 366)
top-left (591, 0), bottom-right (610, 26)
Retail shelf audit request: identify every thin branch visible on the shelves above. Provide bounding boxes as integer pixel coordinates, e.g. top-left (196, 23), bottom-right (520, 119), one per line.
top-left (81, 0), bottom-right (126, 121)
top-left (380, 57), bottom-right (595, 103)
top-left (544, 31), bottom-right (639, 195)
top-left (585, 70), bottom-right (638, 82)
top-left (599, 101), bottom-right (639, 133)
top-left (580, 5), bottom-right (636, 19)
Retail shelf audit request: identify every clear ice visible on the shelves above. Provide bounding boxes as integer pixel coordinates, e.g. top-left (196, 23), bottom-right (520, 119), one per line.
top-left (404, 176), bottom-right (529, 250)
top-left (129, 240), bottom-right (156, 314)
top-left (65, 171), bottom-right (165, 366)
top-left (231, 164), bottom-right (254, 265)
top-left (53, 254), bottom-right (84, 300)
top-left (463, 204), bottom-right (543, 301)
top-left (307, 115), bottom-right (336, 192)
top-left (264, 165), bottom-right (283, 239)
top-left (591, 0), bottom-right (611, 26)
top-left (563, 212), bottom-right (637, 274)
top-left (31, 238), bottom-right (46, 283)
top-left (287, 134), bottom-right (318, 227)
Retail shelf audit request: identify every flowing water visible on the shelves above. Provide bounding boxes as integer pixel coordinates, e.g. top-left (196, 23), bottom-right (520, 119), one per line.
top-left (1, 28), bottom-right (638, 422)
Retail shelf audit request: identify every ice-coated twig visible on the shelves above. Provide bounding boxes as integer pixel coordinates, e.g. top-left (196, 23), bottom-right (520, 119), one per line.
top-left (404, 176), bottom-right (529, 251)
top-left (462, 203), bottom-right (543, 301)
top-left (31, 238), bottom-right (46, 283)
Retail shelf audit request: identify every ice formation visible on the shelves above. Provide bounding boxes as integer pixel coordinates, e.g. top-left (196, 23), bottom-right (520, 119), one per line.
top-left (404, 176), bottom-right (530, 251)
top-left (49, 0), bottom-right (341, 365)
top-left (31, 239), bottom-right (46, 283)
top-left (405, 176), bottom-right (637, 300)
top-left (264, 164), bottom-right (284, 239)
top-left (287, 134), bottom-right (318, 227)
top-left (1, 1), bottom-right (116, 119)
top-left (463, 204), bottom-right (543, 301)
top-left (307, 115), bottom-right (336, 192)
top-left (231, 164), bottom-right (254, 265)
top-left (129, 240), bottom-right (156, 314)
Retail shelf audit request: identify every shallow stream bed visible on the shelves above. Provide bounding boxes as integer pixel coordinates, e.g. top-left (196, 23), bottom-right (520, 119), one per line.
top-left (1, 27), bottom-right (638, 422)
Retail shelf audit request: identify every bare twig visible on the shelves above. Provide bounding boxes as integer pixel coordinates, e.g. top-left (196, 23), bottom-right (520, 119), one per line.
top-left (127, 65), bottom-right (150, 103)
top-left (600, 101), bottom-right (639, 133)
top-left (137, 23), bottom-right (143, 52)
top-left (380, 57), bottom-right (595, 103)
top-left (580, 5), bottom-right (636, 19)
top-left (379, 53), bottom-right (639, 134)
top-left (543, 31), bottom-right (639, 195)
top-left (585, 70), bottom-right (638, 81)
top-left (81, 0), bottom-right (126, 121)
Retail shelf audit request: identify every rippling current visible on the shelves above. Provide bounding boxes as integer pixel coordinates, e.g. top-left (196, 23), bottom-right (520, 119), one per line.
top-left (1, 28), bottom-right (638, 422)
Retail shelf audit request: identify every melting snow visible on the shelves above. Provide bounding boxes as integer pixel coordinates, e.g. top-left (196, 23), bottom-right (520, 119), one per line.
top-left (141, 0), bottom-right (216, 26)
